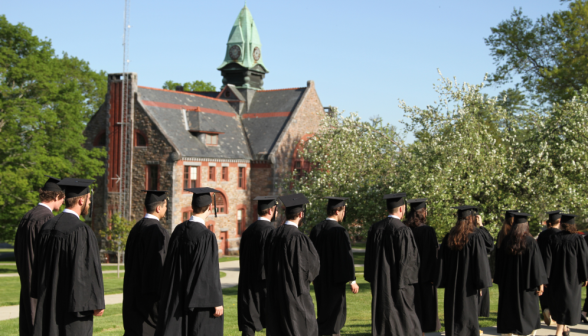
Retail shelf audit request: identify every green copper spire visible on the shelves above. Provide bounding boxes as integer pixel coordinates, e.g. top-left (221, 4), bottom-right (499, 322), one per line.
top-left (218, 5), bottom-right (268, 90)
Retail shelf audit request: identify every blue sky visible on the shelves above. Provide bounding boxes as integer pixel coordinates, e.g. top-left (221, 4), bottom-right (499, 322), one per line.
top-left (3, 0), bottom-right (564, 139)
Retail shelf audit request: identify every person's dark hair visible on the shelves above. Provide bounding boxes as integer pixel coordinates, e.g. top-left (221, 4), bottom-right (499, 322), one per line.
top-left (65, 195), bottom-right (84, 209)
top-left (387, 205), bottom-right (402, 214)
top-left (551, 218), bottom-right (561, 227)
top-left (327, 206), bottom-right (345, 217)
top-left (39, 189), bottom-right (65, 203)
top-left (496, 217), bottom-right (514, 248)
top-left (146, 199), bottom-right (166, 214)
top-left (448, 216), bottom-right (475, 251)
top-left (404, 208), bottom-right (427, 229)
top-left (192, 205), bottom-right (209, 215)
top-left (286, 208), bottom-right (303, 221)
top-left (258, 207), bottom-right (272, 216)
top-left (561, 221), bottom-right (578, 234)
top-left (504, 222), bottom-right (531, 255)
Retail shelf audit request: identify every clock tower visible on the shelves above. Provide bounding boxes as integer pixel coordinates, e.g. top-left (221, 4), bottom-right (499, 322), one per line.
top-left (218, 5), bottom-right (269, 90)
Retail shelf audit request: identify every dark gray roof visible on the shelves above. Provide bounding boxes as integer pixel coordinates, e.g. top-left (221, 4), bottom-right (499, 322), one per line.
top-left (191, 91), bottom-right (220, 98)
top-left (138, 87), bottom-right (251, 160)
top-left (242, 88), bottom-right (306, 155)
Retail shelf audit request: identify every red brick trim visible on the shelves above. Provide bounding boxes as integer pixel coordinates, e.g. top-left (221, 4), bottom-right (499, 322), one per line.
top-left (242, 112), bottom-right (291, 119)
top-left (189, 130), bottom-right (225, 135)
top-left (141, 100), bottom-right (236, 117)
top-left (138, 86), bottom-right (228, 102)
top-left (258, 87), bottom-right (305, 92)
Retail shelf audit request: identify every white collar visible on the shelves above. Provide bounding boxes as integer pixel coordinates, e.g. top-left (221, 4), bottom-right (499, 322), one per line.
top-left (63, 209), bottom-right (80, 219)
top-left (38, 203), bottom-right (53, 212)
top-left (189, 216), bottom-right (206, 226)
top-left (284, 221), bottom-right (298, 227)
top-left (144, 213), bottom-right (159, 221)
top-left (388, 214), bottom-right (400, 220)
top-left (326, 217), bottom-right (338, 222)
top-left (258, 217), bottom-right (271, 222)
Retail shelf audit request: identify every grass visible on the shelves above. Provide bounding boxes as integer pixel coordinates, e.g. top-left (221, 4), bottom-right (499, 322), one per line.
top-left (219, 256), bottom-right (239, 262)
top-left (351, 241), bottom-right (366, 249)
top-left (0, 265), bottom-right (126, 274)
top-left (353, 253), bottom-right (365, 265)
top-left (0, 279), bottom-right (523, 336)
top-left (0, 249), bottom-right (13, 253)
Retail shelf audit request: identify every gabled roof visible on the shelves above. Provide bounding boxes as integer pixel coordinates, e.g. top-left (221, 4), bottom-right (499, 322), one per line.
top-left (137, 87), bottom-right (252, 160)
top-left (241, 87), bottom-right (307, 156)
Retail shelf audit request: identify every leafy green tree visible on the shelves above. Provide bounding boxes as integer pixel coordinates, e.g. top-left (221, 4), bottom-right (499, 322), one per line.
top-left (162, 80), bottom-right (216, 92)
top-left (0, 15), bottom-right (106, 242)
top-left (100, 213), bottom-right (133, 252)
top-left (485, 0), bottom-right (588, 106)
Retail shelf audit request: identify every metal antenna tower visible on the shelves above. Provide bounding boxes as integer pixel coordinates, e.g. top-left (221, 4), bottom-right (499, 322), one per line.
top-left (118, 0), bottom-right (133, 221)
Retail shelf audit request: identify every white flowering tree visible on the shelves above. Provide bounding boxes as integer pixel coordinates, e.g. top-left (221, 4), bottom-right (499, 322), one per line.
top-left (286, 75), bottom-right (588, 239)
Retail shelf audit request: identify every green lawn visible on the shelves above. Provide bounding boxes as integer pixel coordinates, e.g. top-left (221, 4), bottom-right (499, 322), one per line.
top-left (0, 265), bottom-right (126, 274)
top-left (353, 252), bottom-right (365, 265)
top-left (219, 256), bottom-right (239, 262)
top-left (0, 279), bottom-right (529, 336)
top-left (0, 271), bottom-right (225, 307)
top-left (0, 249), bottom-right (13, 253)
top-left (351, 241), bottom-right (366, 249)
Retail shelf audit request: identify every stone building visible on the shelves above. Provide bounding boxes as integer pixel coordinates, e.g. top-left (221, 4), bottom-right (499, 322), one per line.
top-left (83, 5), bottom-right (326, 255)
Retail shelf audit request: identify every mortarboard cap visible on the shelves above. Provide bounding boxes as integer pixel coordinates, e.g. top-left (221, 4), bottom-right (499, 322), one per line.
top-left (325, 197), bottom-right (348, 209)
top-left (452, 205), bottom-right (476, 219)
top-left (280, 194), bottom-right (309, 213)
top-left (407, 198), bottom-right (427, 211)
top-left (512, 212), bottom-right (530, 224)
top-left (561, 214), bottom-right (576, 225)
top-left (504, 209), bottom-right (520, 221)
top-left (185, 187), bottom-right (221, 217)
top-left (384, 192), bottom-right (407, 208)
top-left (42, 175), bottom-right (62, 192)
top-left (57, 178), bottom-right (95, 198)
top-left (142, 190), bottom-right (168, 205)
top-left (254, 196), bottom-right (278, 211)
top-left (546, 210), bottom-right (563, 222)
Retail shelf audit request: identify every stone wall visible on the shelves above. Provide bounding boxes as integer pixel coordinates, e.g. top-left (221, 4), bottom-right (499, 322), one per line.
top-left (130, 104), bottom-right (176, 230)
top-left (272, 80), bottom-right (325, 193)
top-left (82, 105), bottom-right (108, 234)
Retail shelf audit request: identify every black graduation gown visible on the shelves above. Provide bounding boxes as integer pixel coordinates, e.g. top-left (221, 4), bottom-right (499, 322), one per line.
top-left (536, 227), bottom-right (560, 312)
top-left (410, 225), bottom-right (440, 333)
top-left (438, 229), bottom-right (493, 336)
top-left (155, 221), bottom-right (223, 336)
top-left (364, 217), bottom-right (421, 336)
top-left (494, 236), bottom-right (547, 334)
top-left (14, 205), bottom-right (54, 336)
top-left (309, 219), bottom-right (355, 335)
top-left (123, 217), bottom-right (170, 336)
top-left (31, 212), bottom-right (105, 336)
top-left (477, 227), bottom-right (494, 317)
top-left (237, 220), bottom-right (275, 333)
top-left (545, 231), bottom-right (588, 325)
top-left (265, 224), bottom-right (320, 336)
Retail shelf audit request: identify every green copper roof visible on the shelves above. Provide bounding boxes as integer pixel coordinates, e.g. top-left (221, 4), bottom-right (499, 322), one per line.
top-left (218, 5), bottom-right (268, 72)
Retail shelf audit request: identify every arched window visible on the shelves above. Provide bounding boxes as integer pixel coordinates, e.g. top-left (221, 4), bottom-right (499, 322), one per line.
top-left (94, 131), bottom-right (106, 147)
top-left (237, 206), bottom-right (247, 235)
top-left (215, 193), bottom-right (227, 214)
top-left (135, 131), bottom-right (147, 147)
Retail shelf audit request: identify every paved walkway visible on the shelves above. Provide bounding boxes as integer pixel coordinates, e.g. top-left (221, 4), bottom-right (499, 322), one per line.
top-left (0, 260), bottom-right (240, 321)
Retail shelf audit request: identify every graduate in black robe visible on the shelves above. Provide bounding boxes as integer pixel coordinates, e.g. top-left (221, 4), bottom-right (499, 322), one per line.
top-left (237, 196), bottom-right (277, 336)
top-left (494, 212), bottom-right (548, 335)
top-left (123, 190), bottom-right (170, 336)
top-left (14, 176), bottom-right (64, 336)
top-left (545, 214), bottom-right (588, 336)
top-left (310, 197), bottom-right (358, 336)
top-left (537, 210), bottom-right (562, 325)
top-left (438, 206), bottom-right (492, 336)
top-left (266, 194), bottom-right (320, 336)
top-left (364, 193), bottom-right (421, 336)
top-left (404, 198), bottom-right (440, 334)
top-left (156, 188), bottom-right (223, 336)
top-left (473, 208), bottom-right (494, 318)
top-left (31, 178), bottom-right (105, 336)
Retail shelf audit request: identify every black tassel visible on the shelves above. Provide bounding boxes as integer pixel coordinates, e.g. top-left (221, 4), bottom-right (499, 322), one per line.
top-left (214, 193), bottom-right (217, 218)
